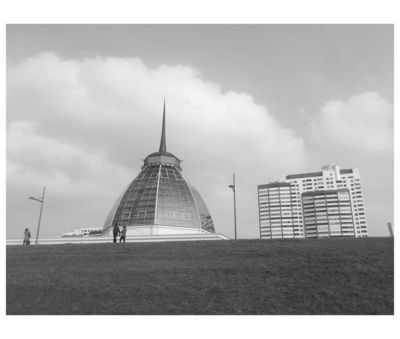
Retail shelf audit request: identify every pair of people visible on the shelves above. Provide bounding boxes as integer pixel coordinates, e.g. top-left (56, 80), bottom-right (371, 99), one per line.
top-left (23, 228), bottom-right (31, 245)
top-left (113, 225), bottom-right (127, 243)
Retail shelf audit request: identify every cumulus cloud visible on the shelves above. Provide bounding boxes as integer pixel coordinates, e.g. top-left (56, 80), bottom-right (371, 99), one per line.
top-left (307, 92), bottom-right (393, 154)
top-left (7, 52), bottom-right (307, 238)
top-left (6, 119), bottom-right (132, 238)
top-left (7, 120), bottom-right (131, 196)
top-left (306, 91), bottom-right (393, 236)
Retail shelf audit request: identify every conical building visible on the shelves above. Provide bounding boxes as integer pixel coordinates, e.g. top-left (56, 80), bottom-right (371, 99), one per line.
top-left (103, 102), bottom-right (215, 236)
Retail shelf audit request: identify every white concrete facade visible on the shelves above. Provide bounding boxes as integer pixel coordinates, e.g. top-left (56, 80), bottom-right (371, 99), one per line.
top-left (258, 165), bottom-right (368, 239)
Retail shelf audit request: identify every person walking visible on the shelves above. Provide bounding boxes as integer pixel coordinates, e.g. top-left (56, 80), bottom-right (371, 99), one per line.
top-left (23, 228), bottom-right (31, 245)
top-left (120, 225), bottom-right (127, 243)
top-left (113, 224), bottom-right (120, 243)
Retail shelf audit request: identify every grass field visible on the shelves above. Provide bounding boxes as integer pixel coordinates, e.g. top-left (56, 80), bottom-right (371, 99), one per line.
top-left (6, 237), bottom-right (393, 315)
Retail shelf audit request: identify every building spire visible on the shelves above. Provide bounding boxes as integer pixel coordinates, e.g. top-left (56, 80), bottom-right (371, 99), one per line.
top-left (159, 99), bottom-right (167, 153)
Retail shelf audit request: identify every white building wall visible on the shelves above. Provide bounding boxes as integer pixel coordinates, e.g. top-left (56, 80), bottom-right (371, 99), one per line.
top-left (258, 165), bottom-right (368, 239)
top-left (259, 184), bottom-right (298, 239)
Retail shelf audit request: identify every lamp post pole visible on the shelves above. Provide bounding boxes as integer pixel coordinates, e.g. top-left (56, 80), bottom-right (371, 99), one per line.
top-left (29, 186), bottom-right (46, 245)
top-left (229, 174), bottom-right (237, 240)
top-left (387, 222), bottom-right (393, 237)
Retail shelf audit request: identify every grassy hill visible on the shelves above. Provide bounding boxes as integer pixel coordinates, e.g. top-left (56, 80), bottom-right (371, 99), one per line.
top-left (6, 237), bottom-right (393, 315)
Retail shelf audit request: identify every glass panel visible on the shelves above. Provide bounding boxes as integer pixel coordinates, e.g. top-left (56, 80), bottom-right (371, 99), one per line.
top-left (106, 165), bottom-right (160, 228)
top-left (188, 183), bottom-right (215, 233)
top-left (156, 166), bottom-right (202, 228)
top-left (104, 163), bottom-right (216, 234)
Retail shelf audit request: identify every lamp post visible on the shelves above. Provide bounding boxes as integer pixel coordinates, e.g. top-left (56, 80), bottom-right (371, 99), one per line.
top-left (228, 174), bottom-right (237, 240)
top-left (29, 186), bottom-right (46, 245)
top-left (387, 222), bottom-right (393, 237)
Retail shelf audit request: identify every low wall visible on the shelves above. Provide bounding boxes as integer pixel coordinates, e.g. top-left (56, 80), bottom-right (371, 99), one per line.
top-left (6, 233), bottom-right (229, 246)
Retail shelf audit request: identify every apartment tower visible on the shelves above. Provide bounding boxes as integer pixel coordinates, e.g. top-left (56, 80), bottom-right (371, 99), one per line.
top-left (258, 165), bottom-right (368, 239)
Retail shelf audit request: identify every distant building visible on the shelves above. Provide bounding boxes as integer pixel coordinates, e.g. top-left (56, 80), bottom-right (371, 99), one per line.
top-left (257, 165), bottom-right (368, 239)
top-left (61, 227), bottom-right (103, 237)
top-left (302, 189), bottom-right (355, 238)
top-left (258, 182), bottom-right (303, 239)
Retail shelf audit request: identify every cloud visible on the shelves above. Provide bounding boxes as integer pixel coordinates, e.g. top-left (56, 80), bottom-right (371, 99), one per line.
top-left (306, 91), bottom-right (393, 236)
top-left (6, 120), bottom-right (133, 238)
top-left (7, 52), bottom-right (307, 238)
top-left (7, 120), bottom-right (131, 196)
top-left (307, 92), bottom-right (393, 154)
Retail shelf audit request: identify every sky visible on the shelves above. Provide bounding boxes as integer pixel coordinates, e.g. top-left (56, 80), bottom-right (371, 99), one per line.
top-left (6, 24), bottom-right (394, 239)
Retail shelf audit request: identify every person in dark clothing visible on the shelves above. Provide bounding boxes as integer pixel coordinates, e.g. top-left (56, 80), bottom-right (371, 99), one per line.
top-left (120, 225), bottom-right (127, 243)
top-left (23, 228), bottom-right (31, 245)
top-left (113, 224), bottom-right (120, 243)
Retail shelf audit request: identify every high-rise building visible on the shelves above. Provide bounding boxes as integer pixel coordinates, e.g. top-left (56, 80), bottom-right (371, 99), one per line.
top-left (258, 165), bottom-right (368, 239)
top-left (103, 102), bottom-right (216, 236)
top-left (302, 189), bottom-right (355, 238)
top-left (258, 182), bottom-right (303, 239)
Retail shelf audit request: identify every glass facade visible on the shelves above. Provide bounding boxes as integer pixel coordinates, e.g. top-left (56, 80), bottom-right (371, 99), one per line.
top-left (156, 165), bottom-right (200, 227)
top-left (103, 102), bottom-right (215, 235)
top-left (188, 183), bottom-right (216, 233)
top-left (108, 165), bottom-right (159, 227)
top-left (103, 163), bottom-right (215, 233)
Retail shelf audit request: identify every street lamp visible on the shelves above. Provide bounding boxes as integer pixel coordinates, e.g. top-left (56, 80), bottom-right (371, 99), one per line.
top-left (228, 174), bottom-right (237, 240)
top-left (29, 186), bottom-right (46, 245)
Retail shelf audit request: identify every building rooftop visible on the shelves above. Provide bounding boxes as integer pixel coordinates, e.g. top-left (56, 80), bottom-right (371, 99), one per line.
top-left (286, 171), bottom-right (323, 180)
top-left (258, 182), bottom-right (291, 189)
top-left (286, 168), bottom-right (353, 180)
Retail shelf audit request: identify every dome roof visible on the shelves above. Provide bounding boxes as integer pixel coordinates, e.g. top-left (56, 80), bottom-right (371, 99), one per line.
top-left (103, 163), bottom-right (215, 233)
top-left (103, 101), bottom-right (215, 234)
top-left (146, 151), bottom-right (180, 159)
